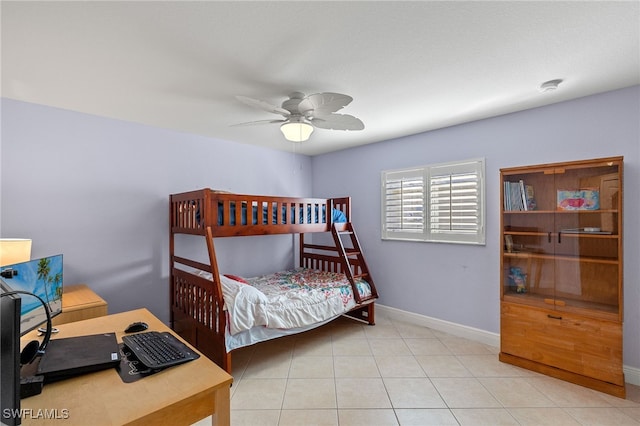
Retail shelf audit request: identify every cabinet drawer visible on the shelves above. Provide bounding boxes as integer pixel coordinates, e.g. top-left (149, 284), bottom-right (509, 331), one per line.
top-left (501, 303), bottom-right (623, 385)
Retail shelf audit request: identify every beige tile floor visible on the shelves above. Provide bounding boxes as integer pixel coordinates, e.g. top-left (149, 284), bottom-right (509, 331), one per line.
top-left (195, 312), bottom-right (640, 425)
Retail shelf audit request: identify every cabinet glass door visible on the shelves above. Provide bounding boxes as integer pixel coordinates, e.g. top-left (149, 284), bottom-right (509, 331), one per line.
top-left (552, 162), bottom-right (621, 318)
top-left (502, 169), bottom-right (556, 308)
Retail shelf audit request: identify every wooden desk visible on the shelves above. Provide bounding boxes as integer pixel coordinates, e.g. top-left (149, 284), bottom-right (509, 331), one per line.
top-left (52, 284), bottom-right (108, 325)
top-left (20, 308), bottom-right (233, 425)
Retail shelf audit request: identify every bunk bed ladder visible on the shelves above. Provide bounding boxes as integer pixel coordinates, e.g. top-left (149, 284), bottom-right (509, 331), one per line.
top-left (331, 222), bottom-right (379, 304)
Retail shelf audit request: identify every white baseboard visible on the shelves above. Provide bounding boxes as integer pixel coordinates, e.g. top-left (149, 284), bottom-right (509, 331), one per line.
top-left (625, 365), bottom-right (640, 387)
top-left (376, 304), bottom-right (639, 387)
top-left (376, 304), bottom-right (500, 347)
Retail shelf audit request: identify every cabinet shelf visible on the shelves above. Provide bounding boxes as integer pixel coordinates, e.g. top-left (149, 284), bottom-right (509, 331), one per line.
top-left (503, 209), bottom-right (618, 214)
top-left (503, 251), bottom-right (618, 265)
top-left (504, 230), bottom-right (619, 239)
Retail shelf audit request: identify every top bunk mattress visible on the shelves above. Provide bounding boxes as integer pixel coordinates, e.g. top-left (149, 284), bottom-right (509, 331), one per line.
top-left (212, 269), bottom-right (372, 335)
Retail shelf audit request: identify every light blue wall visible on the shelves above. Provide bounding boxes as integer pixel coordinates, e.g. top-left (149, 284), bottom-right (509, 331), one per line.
top-left (311, 86), bottom-right (640, 370)
top-left (1, 99), bottom-right (313, 323)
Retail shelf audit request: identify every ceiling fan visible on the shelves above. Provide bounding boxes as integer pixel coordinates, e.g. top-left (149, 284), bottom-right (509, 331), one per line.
top-left (233, 92), bottom-right (364, 142)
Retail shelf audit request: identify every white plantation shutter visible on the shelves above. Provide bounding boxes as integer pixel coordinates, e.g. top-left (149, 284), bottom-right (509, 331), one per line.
top-left (382, 159), bottom-right (485, 245)
top-left (382, 169), bottom-right (425, 240)
top-left (428, 160), bottom-right (484, 243)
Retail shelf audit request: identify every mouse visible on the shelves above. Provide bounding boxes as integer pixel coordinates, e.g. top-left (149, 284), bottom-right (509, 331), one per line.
top-left (125, 321), bottom-right (149, 333)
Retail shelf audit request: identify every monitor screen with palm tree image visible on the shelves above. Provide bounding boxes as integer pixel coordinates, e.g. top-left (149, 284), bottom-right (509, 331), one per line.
top-left (0, 254), bottom-right (63, 335)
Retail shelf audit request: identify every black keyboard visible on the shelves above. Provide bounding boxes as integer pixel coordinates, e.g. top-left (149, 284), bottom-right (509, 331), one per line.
top-left (122, 331), bottom-right (200, 369)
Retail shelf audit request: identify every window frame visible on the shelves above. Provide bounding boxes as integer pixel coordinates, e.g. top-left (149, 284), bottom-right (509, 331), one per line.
top-left (381, 158), bottom-right (486, 245)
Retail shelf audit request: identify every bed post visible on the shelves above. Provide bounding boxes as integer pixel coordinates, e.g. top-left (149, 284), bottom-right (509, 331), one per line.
top-left (169, 197), bottom-right (175, 329)
top-left (205, 226), bottom-right (232, 374)
top-left (205, 227), bottom-right (223, 300)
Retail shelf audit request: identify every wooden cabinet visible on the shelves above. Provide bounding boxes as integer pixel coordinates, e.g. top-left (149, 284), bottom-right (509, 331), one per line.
top-left (499, 157), bottom-right (624, 398)
top-left (52, 284), bottom-right (108, 325)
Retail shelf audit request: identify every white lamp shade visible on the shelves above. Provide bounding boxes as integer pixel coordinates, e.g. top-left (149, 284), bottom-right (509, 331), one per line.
top-left (280, 122), bottom-right (314, 142)
top-left (0, 239), bottom-right (32, 267)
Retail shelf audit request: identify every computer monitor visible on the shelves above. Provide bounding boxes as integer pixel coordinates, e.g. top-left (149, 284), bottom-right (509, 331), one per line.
top-left (0, 293), bottom-right (22, 426)
top-left (0, 255), bottom-right (63, 335)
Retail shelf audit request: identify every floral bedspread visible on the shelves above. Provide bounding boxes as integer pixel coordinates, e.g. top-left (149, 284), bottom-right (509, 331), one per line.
top-left (219, 268), bottom-right (372, 335)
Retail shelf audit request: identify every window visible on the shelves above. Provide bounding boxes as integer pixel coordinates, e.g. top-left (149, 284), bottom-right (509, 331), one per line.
top-left (381, 158), bottom-right (485, 245)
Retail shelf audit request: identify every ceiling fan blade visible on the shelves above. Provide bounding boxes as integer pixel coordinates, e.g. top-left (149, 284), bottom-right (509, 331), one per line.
top-left (298, 92), bottom-right (353, 116)
top-left (311, 114), bottom-right (364, 131)
top-left (236, 96), bottom-right (290, 117)
top-left (230, 119), bottom-right (287, 127)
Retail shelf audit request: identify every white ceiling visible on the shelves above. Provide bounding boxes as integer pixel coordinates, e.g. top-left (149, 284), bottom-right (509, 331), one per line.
top-left (2, 1), bottom-right (639, 156)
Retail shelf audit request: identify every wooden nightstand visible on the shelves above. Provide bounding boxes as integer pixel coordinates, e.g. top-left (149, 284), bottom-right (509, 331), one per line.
top-left (52, 284), bottom-right (108, 325)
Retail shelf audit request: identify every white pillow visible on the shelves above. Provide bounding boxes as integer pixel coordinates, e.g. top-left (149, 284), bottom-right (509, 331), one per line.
top-left (219, 274), bottom-right (267, 304)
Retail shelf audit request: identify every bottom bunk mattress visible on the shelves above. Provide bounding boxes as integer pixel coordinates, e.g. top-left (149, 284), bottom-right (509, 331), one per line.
top-left (200, 268), bottom-right (372, 350)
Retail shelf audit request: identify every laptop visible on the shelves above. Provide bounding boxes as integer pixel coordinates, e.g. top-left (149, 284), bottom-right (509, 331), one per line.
top-left (36, 333), bottom-right (121, 382)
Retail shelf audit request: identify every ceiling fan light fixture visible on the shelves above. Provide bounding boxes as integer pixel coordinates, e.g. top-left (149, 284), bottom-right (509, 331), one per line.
top-left (235, 92), bottom-right (362, 141)
top-left (280, 121), bottom-right (314, 142)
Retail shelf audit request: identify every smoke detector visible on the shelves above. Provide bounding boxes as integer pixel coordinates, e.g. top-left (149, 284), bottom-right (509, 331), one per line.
top-left (539, 79), bottom-right (563, 93)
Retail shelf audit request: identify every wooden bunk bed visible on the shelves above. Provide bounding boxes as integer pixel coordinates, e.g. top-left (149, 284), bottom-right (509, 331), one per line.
top-left (169, 188), bottom-right (378, 373)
